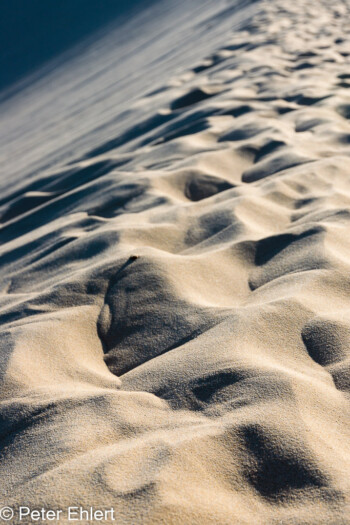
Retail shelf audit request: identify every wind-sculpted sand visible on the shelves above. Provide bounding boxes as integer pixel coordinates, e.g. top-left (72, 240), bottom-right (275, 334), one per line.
top-left (0, 0), bottom-right (349, 523)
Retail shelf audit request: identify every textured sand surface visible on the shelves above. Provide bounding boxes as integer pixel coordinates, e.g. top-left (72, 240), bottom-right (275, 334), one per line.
top-left (0, 0), bottom-right (350, 523)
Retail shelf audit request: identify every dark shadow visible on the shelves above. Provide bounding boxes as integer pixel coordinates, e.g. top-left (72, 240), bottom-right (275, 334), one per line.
top-left (170, 88), bottom-right (215, 111)
top-left (302, 319), bottom-right (346, 367)
top-left (185, 173), bottom-right (233, 202)
top-left (241, 424), bottom-right (328, 500)
top-left (254, 227), bottom-right (323, 266)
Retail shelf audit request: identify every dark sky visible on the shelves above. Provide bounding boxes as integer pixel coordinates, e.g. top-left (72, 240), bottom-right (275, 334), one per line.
top-left (0, 0), bottom-right (152, 91)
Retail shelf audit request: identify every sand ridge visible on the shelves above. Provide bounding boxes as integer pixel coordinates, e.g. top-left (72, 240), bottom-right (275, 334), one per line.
top-left (0, 0), bottom-right (350, 523)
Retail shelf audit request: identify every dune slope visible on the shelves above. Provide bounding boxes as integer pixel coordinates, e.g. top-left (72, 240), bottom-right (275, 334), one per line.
top-left (0, 0), bottom-right (349, 523)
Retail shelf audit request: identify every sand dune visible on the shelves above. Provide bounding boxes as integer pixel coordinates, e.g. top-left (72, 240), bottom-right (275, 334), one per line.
top-left (0, 0), bottom-right (349, 523)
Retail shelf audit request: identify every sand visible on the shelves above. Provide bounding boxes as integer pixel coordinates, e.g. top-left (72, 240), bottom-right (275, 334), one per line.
top-left (0, 0), bottom-right (349, 523)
